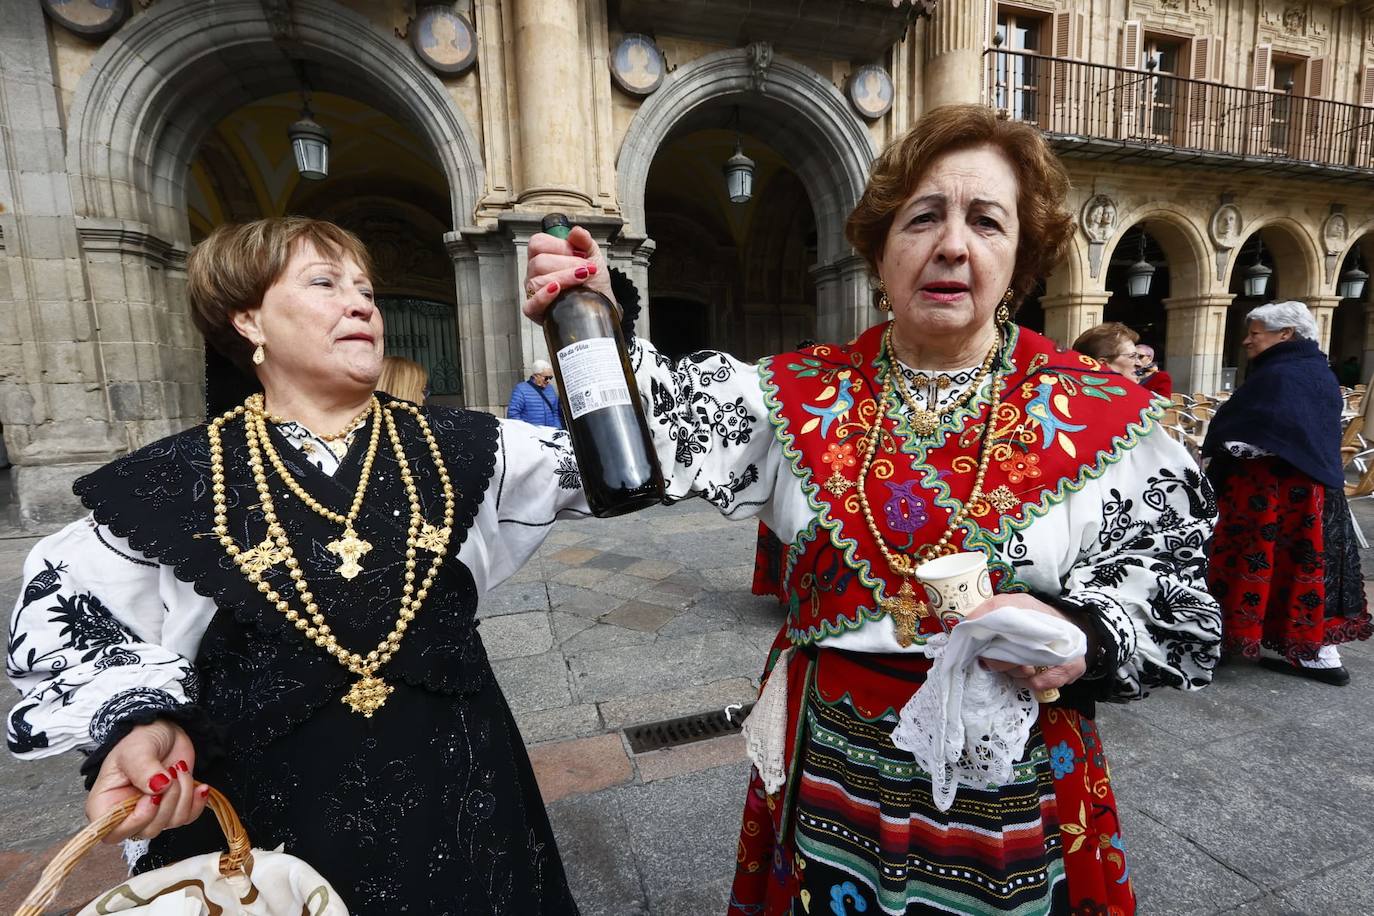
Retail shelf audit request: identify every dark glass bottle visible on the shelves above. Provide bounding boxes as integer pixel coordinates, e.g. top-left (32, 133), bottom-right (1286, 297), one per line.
top-left (540, 213), bottom-right (665, 517)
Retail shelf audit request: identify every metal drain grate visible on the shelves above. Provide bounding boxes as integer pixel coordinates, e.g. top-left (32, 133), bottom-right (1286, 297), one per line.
top-left (624, 702), bottom-right (756, 754)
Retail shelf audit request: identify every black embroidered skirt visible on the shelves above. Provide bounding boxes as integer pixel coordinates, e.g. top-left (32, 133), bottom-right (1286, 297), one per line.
top-left (140, 677), bottom-right (579, 915)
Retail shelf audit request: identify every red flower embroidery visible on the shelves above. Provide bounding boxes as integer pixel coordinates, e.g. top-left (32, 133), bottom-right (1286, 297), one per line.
top-left (821, 441), bottom-right (856, 468)
top-left (999, 452), bottom-right (1041, 485)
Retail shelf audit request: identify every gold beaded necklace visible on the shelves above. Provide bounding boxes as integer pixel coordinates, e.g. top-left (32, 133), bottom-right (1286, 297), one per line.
top-left (853, 324), bottom-right (1003, 646)
top-left (247, 394), bottom-right (380, 579)
top-left (257, 401), bottom-right (373, 459)
top-left (887, 334), bottom-right (998, 437)
top-left (208, 397), bottom-right (456, 717)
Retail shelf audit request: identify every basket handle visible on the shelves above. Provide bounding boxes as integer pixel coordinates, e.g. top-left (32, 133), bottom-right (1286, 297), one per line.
top-left (15, 785), bottom-right (251, 916)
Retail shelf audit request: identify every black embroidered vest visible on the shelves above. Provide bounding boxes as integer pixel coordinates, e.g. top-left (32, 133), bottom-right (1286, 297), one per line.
top-left (74, 405), bottom-right (500, 747)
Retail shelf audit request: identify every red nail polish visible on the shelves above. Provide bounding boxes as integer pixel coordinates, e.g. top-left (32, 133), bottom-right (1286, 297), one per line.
top-left (151, 794), bottom-right (163, 806)
top-left (587, 264), bottom-right (598, 275)
top-left (574, 266), bottom-right (589, 280)
top-left (572, 249), bottom-right (589, 258)
top-left (149, 773), bottom-right (170, 793)
top-left (546, 282), bottom-right (559, 294)
top-left (177, 760), bottom-right (188, 773)
top-left (168, 767), bottom-right (178, 780)
top-left (196, 784), bottom-right (210, 798)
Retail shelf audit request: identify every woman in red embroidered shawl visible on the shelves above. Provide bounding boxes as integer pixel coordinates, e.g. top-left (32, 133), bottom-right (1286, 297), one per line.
top-left (523, 105), bottom-right (1220, 915)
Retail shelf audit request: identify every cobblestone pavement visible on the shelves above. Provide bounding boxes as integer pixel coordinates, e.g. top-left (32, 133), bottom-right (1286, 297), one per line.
top-left (2, 492), bottom-right (1373, 914)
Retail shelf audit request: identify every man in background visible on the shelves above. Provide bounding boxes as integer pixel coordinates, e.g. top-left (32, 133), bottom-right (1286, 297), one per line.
top-left (1136, 343), bottom-right (1173, 398)
top-left (507, 359), bottom-right (564, 428)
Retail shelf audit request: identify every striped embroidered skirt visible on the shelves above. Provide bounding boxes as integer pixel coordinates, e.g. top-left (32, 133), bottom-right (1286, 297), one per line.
top-left (730, 648), bottom-right (1134, 916)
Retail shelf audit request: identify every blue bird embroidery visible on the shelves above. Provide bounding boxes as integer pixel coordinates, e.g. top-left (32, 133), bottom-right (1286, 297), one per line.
top-left (801, 376), bottom-right (855, 439)
top-left (1024, 376), bottom-right (1086, 453)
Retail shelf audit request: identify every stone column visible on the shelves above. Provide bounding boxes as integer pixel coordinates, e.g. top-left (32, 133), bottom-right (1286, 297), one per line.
top-left (1162, 293), bottom-right (1234, 394)
top-left (0, 1), bottom-right (123, 526)
top-left (606, 233), bottom-right (656, 341)
top-left (923, 0), bottom-right (985, 110)
top-left (1362, 302), bottom-right (1374, 382)
top-left (445, 227), bottom-right (522, 415)
top-left (1039, 292), bottom-right (1111, 348)
top-left (1300, 295), bottom-right (1341, 354)
top-left (511, 0), bottom-right (593, 209)
top-left (812, 255), bottom-right (873, 344)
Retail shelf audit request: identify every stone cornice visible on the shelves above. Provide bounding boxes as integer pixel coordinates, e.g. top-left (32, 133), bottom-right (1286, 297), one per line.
top-left (75, 217), bottom-right (176, 263)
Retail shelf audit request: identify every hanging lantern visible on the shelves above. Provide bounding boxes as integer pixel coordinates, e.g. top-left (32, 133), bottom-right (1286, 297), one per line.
top-left (1338, 259), bottom-right (1368, 300)
top-left (1243, 259), bottom-right (1272, 298)
top-left (724, 138), bottom-right (755, 204)
top-left (289, 104), bottom-right (331, 181)
top-left (1125, 233), bottom-right (1154, 298)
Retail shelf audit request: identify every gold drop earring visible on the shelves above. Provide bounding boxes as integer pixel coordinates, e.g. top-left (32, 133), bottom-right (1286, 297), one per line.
top-left (252, 343), bottom-right (266, 365)
top-left (995, 289), bottom-right (1013, 327)
top-left (876, 280), bottom-right (893, 312)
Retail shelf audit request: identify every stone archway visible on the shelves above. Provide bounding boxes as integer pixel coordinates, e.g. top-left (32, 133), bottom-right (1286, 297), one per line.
top-left (54, 0), bottom-right (484, 434)
top-left (1223, 220), bottom-right (1326, 376)
top-left (617, 48), bottom-right (877, 344)
top-left (66, 0), bottom-right (483, 242)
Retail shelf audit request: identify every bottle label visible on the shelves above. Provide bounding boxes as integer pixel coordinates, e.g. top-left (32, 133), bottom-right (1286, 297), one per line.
top-left (555, 337), bottom-right (633, 420)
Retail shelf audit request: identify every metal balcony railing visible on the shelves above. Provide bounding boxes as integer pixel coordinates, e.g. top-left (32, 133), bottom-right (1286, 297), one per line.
top-left (984, 49), bottom-right (1374, 177)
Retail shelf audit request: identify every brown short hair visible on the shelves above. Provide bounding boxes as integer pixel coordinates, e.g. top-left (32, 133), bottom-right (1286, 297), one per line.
top-left (187, 217), bottom-right (376, 371)
top-left (1072, 322), bottom-right (1139, 361)
top-left (845, 104), bottom-right (1075, 307)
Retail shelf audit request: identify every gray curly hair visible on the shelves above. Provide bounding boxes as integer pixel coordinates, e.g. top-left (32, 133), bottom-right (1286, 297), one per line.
top-left (1246, 300), bottom-right (1318, 342)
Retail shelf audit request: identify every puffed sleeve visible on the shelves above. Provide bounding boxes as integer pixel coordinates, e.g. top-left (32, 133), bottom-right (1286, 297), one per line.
top-left (458, 420), bottom-right (592, 594)
top-left (626, 337), bottom-right (782, 523)
top-left (1055, 429), bottom-right (1222, 700)
top-left (6, 517), bottom-right (212, 759)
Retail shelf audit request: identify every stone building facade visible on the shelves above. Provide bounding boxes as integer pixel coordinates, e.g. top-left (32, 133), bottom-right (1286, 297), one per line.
top-left (1, 0), bottom-right (1372, 526)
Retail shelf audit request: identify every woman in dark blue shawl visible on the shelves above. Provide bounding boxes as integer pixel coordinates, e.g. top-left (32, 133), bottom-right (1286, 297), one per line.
top-left (1203, 301), bottom-right (1371, 685)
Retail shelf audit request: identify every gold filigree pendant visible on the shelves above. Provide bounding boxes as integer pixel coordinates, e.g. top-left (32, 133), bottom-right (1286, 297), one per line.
top-left (326, 438), bottom-right (350, 459)
top-left (824, 469), bottom-right (854, 497)
top-left (987, 485), bottom-right (1019, 513)
top-left (881, 579), bottom-right (929, 648)
top-left (327, 529), bottom-right (372, 579)
top-left (238, 539), bottom-right (285, 576)
top-left (909, 409), bottom-right (939, 437)
top-left (342, 675), bottom-right (393, 717)
top-left (416, 522), bottom-right (451, 553)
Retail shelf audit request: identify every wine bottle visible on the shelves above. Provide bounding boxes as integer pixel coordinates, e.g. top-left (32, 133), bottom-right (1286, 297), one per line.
top-left (540, 213), bottom-right (665, 517)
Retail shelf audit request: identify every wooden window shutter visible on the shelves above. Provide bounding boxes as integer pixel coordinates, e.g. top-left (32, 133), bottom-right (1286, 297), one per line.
top-left (1306, 57), bottom-right (1329, 98)
top-left (1120, 20), bottom-right (1142, 70)
top-left (1252, 44), bottom-right (1272, 90)
top-left (1189, 36), bottom-right (1217, 125)
top-left (1362, 65), bottom-right (1374, 106)
top-left (1074, 11), bottom-right (1087, 59)
top-left (1052, 10), bottom-right (1073, 106)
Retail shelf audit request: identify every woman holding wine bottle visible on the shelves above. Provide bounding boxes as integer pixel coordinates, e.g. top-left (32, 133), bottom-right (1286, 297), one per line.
top-left (523, 103), bottom-right (1220, 915)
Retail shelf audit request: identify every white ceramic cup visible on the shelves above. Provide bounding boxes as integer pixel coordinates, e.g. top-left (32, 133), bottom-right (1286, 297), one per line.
top-left (914, 550), bottom-right (1059, 703)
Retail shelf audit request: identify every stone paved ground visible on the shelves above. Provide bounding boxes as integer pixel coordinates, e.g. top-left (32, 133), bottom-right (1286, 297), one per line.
top-left (2, 482), bottom-right (1373, 914)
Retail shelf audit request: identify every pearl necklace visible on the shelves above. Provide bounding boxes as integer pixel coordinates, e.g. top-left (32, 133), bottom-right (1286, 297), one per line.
top-left (248, 394), bottom-right (380, 579)
top-left (208, 397), bottom-right (455, 717)
top-left (852, 324), bottom-right (1003, 646)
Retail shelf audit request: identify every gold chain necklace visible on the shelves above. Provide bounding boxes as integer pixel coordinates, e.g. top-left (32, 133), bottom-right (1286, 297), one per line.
top-left (887, 334), bottom-right (998, 437)
top-left (853, 324), bottom-right (1003, 646)
top-left (208, 397), bottom-right (455, 716)
top-left (259, 401), bottom-right (373, 459)
top-left (248, 394), bottom-right (380, 579)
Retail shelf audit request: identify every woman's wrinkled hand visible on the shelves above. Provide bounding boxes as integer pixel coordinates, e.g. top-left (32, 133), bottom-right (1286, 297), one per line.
top-left (86, 720), bottom-right (212, 844)
top-left (963, 593), bottom-right (1088, 693)
top-left (522, 225), bottom-right (615, 324)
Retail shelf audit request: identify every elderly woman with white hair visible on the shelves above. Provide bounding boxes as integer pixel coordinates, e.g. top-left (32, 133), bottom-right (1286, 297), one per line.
top-left (1203, 301), bottom-right (1371, 685)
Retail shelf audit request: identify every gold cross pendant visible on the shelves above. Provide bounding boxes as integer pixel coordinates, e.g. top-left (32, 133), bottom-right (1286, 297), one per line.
top-left (238, 539), bottom-right (285, 576)
top-left (416, 522), bottom-right (451, 554)
top-left (881, 578), bottom-right (929, 648)
top-left (342, 675), bottom-right (393, 717)
top-left (327, 528), bottom-right (372, 579)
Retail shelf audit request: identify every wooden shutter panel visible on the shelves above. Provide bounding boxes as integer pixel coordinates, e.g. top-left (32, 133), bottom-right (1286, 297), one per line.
top-left (1362, 65), bottom-right (1374, 106)
top-left (1118, 20), bottom-right (1143, 137)
top-left (1306, 57), bottom-right (1329, 97)
top-left (1252, 44), bottom-right (1272, 90)
top-left (1188, 36), bottom-right (1217, 136)
top-left (1052, 10), bottom-right (1073, 106)
top-left (1074, 11), bottom-right (1087, 59)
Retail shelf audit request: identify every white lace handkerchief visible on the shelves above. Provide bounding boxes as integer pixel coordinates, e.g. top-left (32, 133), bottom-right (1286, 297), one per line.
top-left (742, 647), bottom-right (793, 794)
top-left (889, 606), bottom-right (1086, 812)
